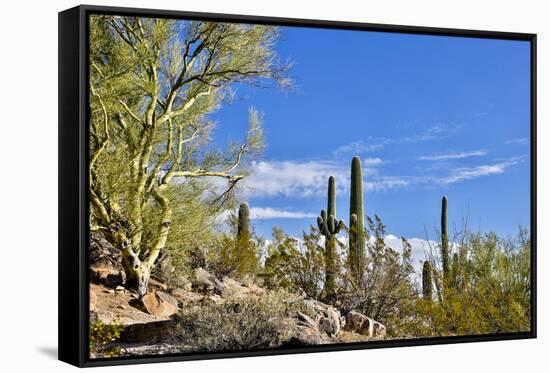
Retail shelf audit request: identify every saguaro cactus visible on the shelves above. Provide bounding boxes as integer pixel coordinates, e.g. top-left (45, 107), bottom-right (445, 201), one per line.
top-left (349, 156), bottom-right (365, 281)
top-left (317, 176), bottom-right (344, 299)
top-left (451, 252), bottom-right (459, 289)
top-left (422, 261), bottom-right (433, 300)
top-left (441, 196), bottom-right (450, 281)
top-left (237, 202), bottom-right (250, 241)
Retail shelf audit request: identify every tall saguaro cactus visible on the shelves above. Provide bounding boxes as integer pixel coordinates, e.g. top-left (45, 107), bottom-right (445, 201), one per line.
top-left (441, 196), bottom-right (450, 281)
top-left (349, 156), bottom-right (365, 282)
top-left (237, 202), bottom-right (250, 241)
top-left (422, 261), bottom-right (433, 300)
top-left (317, 176), bottom-right (344, 299)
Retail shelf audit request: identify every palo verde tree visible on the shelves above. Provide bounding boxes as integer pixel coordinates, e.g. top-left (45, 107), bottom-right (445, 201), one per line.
top-left (89, 15), bottom-right (289, 295)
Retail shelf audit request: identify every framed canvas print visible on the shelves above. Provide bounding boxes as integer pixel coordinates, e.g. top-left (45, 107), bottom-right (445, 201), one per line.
top-left (58, 4), bottom-right (537, 367)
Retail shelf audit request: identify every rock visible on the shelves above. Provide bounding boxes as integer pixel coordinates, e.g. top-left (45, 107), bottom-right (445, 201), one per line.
top-left (149, 277), bottom-right (168, 291)
top-left (90, 267), bottom-right (124, 287)
top-left (106, 289), bottom-right (115, 294)
top-left (191, 268), bottom-right (225, 294)
top-left (345, 311), bottom-right (386, 339)
top-left (171, 288), bottom-right (203, 304)
top-left (141, 291), bottom-right (178, 318)
top-left (121, 320), bottom-right (173, 343)
top-left (373, 321), bottom-right (387, 339)
top-left (115, 285), bottom-right (125, 291)
top-left (295, 311), bottom-right (318, 330)
top-left (207, 294), bottom-right (223, 304)
top-left (291, 311), bottom-right (334, 345)
top-left (221, 277), bottom-right (249, 297)
top-left (90, 288), bottom-right (97, 311)
top-left (319, 317), bottom-right (337, 335)
top-left (119, 342), bottom-right (186, 356)
top-left (303, 299), bottom-right (341, 336)
top-left (294, 325), bottom-right (324, 345)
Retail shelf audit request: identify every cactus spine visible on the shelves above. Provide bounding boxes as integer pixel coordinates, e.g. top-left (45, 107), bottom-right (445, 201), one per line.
top-left (441, 196), bottom-right (450, 281)
top-left (237, 202), bottom-right (250, 241)
top-left (349, 156), bottom-right (365, 281)
top-left (317, 176), bottom-right (344, 299)
top-left (422, 261), bottom-right (433, 300)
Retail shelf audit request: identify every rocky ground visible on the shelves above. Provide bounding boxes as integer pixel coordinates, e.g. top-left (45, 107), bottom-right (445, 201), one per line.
top-left (90, 265), bottom-right (386, 357)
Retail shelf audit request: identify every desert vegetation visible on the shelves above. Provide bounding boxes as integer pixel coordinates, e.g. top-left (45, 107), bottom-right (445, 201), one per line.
top-left (87, 14), bottom-right (531, 358)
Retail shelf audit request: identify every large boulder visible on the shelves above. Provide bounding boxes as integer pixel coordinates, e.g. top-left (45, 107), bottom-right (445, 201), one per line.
top-left (290, 299), bottom-right (344, 345)
top-left (345, 311), bottom-right (386, 339)
top-left (191, 268), bottom-right (225, 294)
top-left (293, 312), bottom-right (324, 345)
top-left (304, 299), bottom-right (342, 336)
top-left (141, 291), bottom-right (178, 318)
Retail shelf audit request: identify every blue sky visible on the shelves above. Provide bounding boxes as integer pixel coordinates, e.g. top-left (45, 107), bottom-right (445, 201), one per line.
top-left (210, 26), bottom-right (531, 243)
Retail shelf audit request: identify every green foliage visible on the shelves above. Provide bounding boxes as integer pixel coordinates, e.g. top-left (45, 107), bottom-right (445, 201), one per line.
top-left (341, 215), bottom-right (416, 332)
top-left (349, 156), bottom-right (365, 281)
top-left (172, 291), bottom-right (303, 351)
top-left (89, 320), bottom-right (124, 358)
top-left (206, 235), bottom-right (259, 281)
top-left (262, 227), bottom-right (327, 299)
top-left (88, 15), bottom-right (289, 293)
top-left (404, 228), bottom-right (531, 337)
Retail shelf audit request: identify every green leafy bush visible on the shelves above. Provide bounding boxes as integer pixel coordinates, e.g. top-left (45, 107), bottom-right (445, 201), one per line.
top-left (262, 226), bottom-right (327, 299)
top-left (403, 228), bottom-right (531, 337)
top-left (340, 215), bottom-right (417, 331)
top-left (89, 320), bottom-right (124, 358)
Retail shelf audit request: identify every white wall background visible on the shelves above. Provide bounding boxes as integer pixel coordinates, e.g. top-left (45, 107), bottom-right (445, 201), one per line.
top-left (0, 0), bottom-right (546, 371)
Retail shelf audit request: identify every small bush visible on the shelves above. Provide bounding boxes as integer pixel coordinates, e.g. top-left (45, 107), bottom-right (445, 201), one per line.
top-left (89, 320), bottom-right (124, 358)
top-left (262, 226), bottom-right (326, 299)
top-left (172, 291), bottom-right (305, 351)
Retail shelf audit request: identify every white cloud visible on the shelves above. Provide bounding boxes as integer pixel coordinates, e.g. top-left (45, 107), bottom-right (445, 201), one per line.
top-left (242, 159), bottom-right (406, 198)
top-left (440, 162), bottom-right (512, 185)
top-left (243, 160), bottom-right (347, 198)
top-left (240, 154), bottom-right (524, 199)
top-left (418, 150), bottom-right (487, 161)
top-left (363, 157), bottom-right (384, 166)
top-left (383, 234), bottom-right (435, 272)
top-left (249, 207), bottom-right (317, 220)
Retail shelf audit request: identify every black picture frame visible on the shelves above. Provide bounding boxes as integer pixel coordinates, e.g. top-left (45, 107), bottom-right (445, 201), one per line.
top-left (59, 4), bottom-right (537, 367)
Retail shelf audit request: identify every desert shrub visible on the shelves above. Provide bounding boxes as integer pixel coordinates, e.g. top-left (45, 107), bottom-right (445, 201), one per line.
top-left (403, 228), bottom-right (531, 337)
top-left (205, 234), bottom-right (261, 281)
top-left (89, 320), bottom-right (124, 358)
top-left (172, 291), bottom-right (304, 351)
top-left (262, 226), bottom-right (326, 299)
top-left (340, 215), bottom-right (417, 332)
